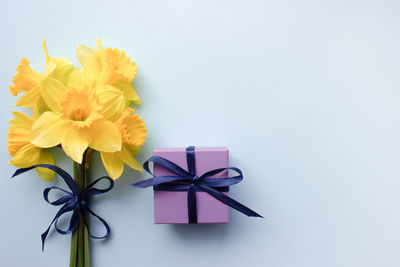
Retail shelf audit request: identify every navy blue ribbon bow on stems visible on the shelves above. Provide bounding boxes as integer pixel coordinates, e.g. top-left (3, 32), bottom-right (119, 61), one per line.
top-left (11, 164), bottom-right (113, 251)
top-left (132, 146), bottom-right (263, 223)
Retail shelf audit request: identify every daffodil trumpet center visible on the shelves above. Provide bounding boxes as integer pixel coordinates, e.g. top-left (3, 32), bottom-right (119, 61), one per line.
top-left (119, 123), bottom-right (133, 144)
top-left (71, 106), bottom-right (85, 121)
top-left (60, 89), bottom-right (103, 129)
top-left (7, 126), bottom-right (31, 156)
top-left (115, 108), bottom-right (146, 146)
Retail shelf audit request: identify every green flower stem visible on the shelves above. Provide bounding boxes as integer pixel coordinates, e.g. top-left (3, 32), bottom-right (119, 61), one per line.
top-left (69, 229), bottom-right (78, 267)
top-left (70, 151), bottom-right (91, 267)
top-left (83, 159), bottom-right (91, 267)
top-left (70, 162), bottom-right (79, 267)
top-left (78, 157), bottom-right (85, 267)
top-left (78, 215), bottom-right (84, 267)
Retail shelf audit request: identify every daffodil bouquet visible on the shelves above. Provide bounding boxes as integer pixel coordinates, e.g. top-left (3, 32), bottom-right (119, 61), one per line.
top-left (8, 39), bottom-right (146, 267)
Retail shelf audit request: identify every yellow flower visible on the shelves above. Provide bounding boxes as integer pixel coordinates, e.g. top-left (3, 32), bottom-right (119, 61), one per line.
top-left (7, 111), bottom-right (56, 181)
top-left (76, 39), bottom-right (140, 119)
top-left (100, 108), bottom-right (146, 179)
top-left (9, 39), bottom-right (74, 113)
top-left (30, 70), bottom-right (122, 164)
top-left (102, 48), bottom-right (138, 84)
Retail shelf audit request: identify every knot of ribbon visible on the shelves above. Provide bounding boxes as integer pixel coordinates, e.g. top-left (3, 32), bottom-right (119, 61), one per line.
top-left (11, 164), bottom-right (114, 251)
top-left (132, 146), bottom-right (263, 223)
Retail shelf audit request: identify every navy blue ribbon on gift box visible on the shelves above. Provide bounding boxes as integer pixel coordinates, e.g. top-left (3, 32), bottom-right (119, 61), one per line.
top-left (132, 146), bottom-right (263, 223)
top-left (12, 164), bottom-right (113, 250)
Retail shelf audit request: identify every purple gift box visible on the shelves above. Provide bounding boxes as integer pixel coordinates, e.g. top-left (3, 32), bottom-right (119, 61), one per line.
top-left (153, 147), bottom-right (229, 224)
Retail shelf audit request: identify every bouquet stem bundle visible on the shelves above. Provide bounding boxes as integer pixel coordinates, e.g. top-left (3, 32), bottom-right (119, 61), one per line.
top-left (70, 151), bottom-right (90, 267)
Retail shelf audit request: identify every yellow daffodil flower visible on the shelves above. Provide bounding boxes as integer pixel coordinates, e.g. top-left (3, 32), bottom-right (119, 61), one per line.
top-left (9, 39), bottom-right (74, 113)
top-left (30, 69), bottom-right (122, 164)
top-left (76, 39), bottom-right (140, 119)
top-left (100, 108), bottom-right (146, 179)
top-left (7, 111), bottom-right (55, 181)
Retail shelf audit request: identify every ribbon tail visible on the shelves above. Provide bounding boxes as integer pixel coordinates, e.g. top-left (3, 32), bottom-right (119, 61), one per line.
top-left (187, 184), bottom-right (198, 224)
top-left (41, 227), bottom-right (51, 252)
top-left (40, 203), bottom-right (72, 251)
top-left (198, 185), bottom-right (263, 218)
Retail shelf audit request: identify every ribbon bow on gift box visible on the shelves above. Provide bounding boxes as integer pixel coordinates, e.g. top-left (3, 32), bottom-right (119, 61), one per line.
top-left (132, 146), bottom-right (263, 223)
top-left (12, 164), bottom-right (113, 250)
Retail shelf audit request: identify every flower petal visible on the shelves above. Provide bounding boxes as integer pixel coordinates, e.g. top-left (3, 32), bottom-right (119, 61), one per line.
top-left (42, 39), bottom-right (74, 82)
top-left (49, 58), bottom-right (74, 85)
top-left (113, 81), bottom-right (141, 105)
top-left (118, 145), bottom-right (142, 172)
top-left (61, 127), bottom-right (89, 163)
top-left (43, 59), bottom-right (57, 77)
top-left (68, 68), bottom-right (95, 91)
top-left (9, 144), bottom-right (41, 167)
top-left (76, 44), bottom-right (102, 77)
top-left (100, 151), bottom-right (124, 179)
top-left (96, 39), bottom-right (105, 67)
top-left (40, 77), bottom-right (67, 112)
top-left (42, 38), bottom-right (51, 64)
top-left (88, 120), bottom-right (121, 152)
top-left (31, 111), bottom-right (67, 148)
top-left (9, 111), bottom-right (33, 128)
top-left (14, 86), bottom-right (46, 111)
top-left (124, 143), bottom-right (142, 152)
top-left (96, 85), bottom-right (126, 119)
top-left (35, 150), bottom-right (56, 181)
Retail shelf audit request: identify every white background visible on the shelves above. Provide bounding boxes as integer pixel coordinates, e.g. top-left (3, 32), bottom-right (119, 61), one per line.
top-left (1, 0), bottom-right (400, 266)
